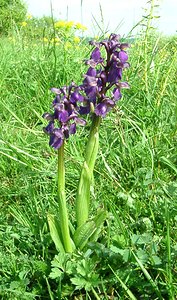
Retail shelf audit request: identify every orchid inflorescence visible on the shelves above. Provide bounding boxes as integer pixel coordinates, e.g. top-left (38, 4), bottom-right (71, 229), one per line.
top-left (43, 33), bottom-right (130, 150)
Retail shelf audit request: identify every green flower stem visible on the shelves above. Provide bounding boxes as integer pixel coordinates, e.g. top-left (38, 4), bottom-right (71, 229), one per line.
top-left (57, 142), bottom-right (72, 253)
top-left (76, 114), bottom-right (101, 227)
top-left (85, 114), bottom-right (101, 172)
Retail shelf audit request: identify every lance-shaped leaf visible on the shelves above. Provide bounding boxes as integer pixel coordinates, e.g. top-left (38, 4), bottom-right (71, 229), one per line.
top-left (89, 209), bottom-right (107, 243)
top-left (74, 209), bottom-right (107, 249)
top-left (47, 214), bottom-right (65, 253)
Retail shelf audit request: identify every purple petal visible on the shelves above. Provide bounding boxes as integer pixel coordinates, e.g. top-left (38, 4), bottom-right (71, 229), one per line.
top-left (120, 43), bottom-right (130, 50)
top-left (70, 92), bottom-right (84, 104)
top-left (53, 95), bottom-right (60, 105)
top-left (51, 87), bottom-right (61, 94)
top-left (49, 137), bottom-right (63, 149)
top-left (63, 125), bottom-right (69, 139)
top-left (123, 62), bottom-right (130, 69)
top-left (113, 88), bottom-right (122, 101)
top-left (75, 117), bottom-right (87, 126)
top-left (86, 67), bottom-right (97, 77)
top-left (100, 71), bottom-right (107, 85)
top-left (119, 82), bottom-right (130, 88)
top-left (79, 105), bottom-right (90, 115)
top-left (83, 75), bottom-right (97, 87)
top-left (108, 64), bottom-right (122, 83)
top-left (91, 47), bottom-right (101, 61)
top-left (105, 99), bottom-right (115, 106)
top-left (42, 113), bottom-right (54, 121)
top-left (43, 121), bottom-right (54, 134)
top-left (95, 102), bottom-right (108, 117)
top-left (69, 123), bottom-right (76, 134)
top-left (95, 98), bottom-right (115, 117)
top-left (85, 59), bottom-right (97, 68)
top-left (118, 50), bottom-right (128, 62)
top-left (84, 86), bottom-right (97, 99)
top-left (53, 128), bottom-right (63, 138)
top-left (58, 110), bottom-right (69, 122)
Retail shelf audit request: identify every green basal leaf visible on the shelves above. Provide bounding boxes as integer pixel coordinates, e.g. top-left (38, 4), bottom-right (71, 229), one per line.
top-left (74, 209), bottom-right (107, 249)
top-left (47, 214), bottom-right (65, 253)
top-left (89, 209), bottom-right (107, 242)
top-left (74, 220), bottom-right (96, 249)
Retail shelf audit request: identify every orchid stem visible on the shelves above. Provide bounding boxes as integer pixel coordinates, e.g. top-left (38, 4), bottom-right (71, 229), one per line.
top-left (76, 114), bottom-right (101, 227)
top-left (57, 142), bottom-right (72, 252)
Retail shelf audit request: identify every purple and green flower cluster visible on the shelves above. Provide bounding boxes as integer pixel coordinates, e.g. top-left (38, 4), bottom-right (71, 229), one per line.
top-left (43, 33), bottom-right (130, 149)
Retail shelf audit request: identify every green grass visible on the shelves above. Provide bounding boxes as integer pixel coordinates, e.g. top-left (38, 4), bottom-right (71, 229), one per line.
top-left (0, 4), bottom-right (177, 299)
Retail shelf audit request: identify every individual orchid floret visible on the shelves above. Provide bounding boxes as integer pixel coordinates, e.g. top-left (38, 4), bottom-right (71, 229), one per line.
top-left (43, 83), bottom-right (86, 149)
top-left (85, 47), bottom-right (104, 68)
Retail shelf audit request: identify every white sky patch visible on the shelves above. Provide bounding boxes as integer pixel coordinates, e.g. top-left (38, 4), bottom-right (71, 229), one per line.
top-left (24, 0), bottom-right (177, 36)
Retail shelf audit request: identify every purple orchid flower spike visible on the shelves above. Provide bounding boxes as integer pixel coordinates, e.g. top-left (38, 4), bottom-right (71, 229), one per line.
top-left (43, 83), bottom-right (86, 149)
top-left (80, 33), bottom-right (130, 118)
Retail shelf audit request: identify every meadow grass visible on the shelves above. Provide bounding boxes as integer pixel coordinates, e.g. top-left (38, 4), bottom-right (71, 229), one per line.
top-left (0, 7), bottom-right (177, 299)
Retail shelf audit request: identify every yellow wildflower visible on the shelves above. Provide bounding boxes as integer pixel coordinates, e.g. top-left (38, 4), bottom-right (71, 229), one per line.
top-left (75, 22), bottom-right (87, 31)
top-left (54, 20), bottom-right (66, 29)
top-left (65, 21), bottom-right (74, 29)
top-left (94, 35), bottom-right (99, 40)
top-left (43, 37), bottom-right (48, 42)
top-left (54, 37), bottom-right (61, 43)
top-left (64, 41), bottom-right (72, 50)
top-left (51, 37), bottom-right (61, 43)
top-left (27, 14), bottom-right (32, 19)
top-left (73, 36), bottom-right (80, 44)
top-left (21, 21), bottom-right (27, 27)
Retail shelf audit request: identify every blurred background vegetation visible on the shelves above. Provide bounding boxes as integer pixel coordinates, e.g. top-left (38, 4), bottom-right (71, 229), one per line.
top-left (0, 0), bottom-right (177, 299)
